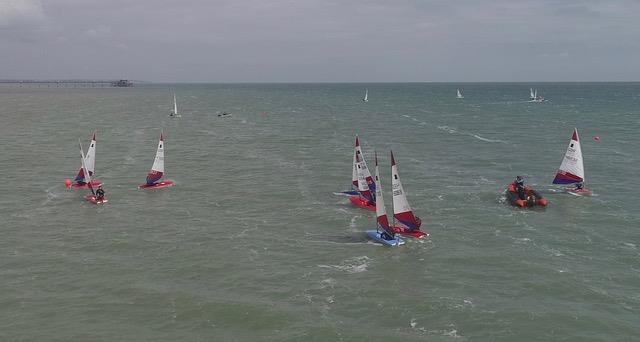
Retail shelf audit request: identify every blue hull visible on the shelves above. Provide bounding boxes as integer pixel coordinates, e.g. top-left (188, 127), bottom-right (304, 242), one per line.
top-left (366, 230), bottom-right (405, 246)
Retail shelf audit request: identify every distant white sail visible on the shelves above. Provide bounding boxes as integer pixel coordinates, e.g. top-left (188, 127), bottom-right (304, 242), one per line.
top-left (173, 94), bottom-right (178, 115)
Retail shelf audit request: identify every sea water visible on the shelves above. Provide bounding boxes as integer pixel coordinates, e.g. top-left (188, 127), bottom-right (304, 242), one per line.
top-left (1, 83), bottom-right (638, 341)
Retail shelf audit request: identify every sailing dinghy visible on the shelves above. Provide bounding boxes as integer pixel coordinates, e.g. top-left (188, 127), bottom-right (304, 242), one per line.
top-left (366, 152), bottom-right (405, 246)
top-left (457, 89), bottom-right (464, 99)
top-left (78, 140), bottom-right (107, 204)
top-left (389, 151), bottom-right (428, 238)
top-left (337, 135), bottom-right (374, 197)
top-left (530, 88), bottom-right (546, 102)
top-left (139, 132), bottom-right (174, 189)
top-left (169, 93), bottom-right (181, 117)
top-left (65, 132), bottom-right (102, 189)
top-left (553, 128), bottom-right (591, 196)
top-left (349, 151), bottom-right (376, 211)
top-left (363, 88), bottom-right (368, 102)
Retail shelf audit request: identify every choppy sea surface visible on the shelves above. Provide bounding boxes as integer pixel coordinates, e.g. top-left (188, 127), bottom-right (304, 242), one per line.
top-left (1, 83), bottom-right (639, 341)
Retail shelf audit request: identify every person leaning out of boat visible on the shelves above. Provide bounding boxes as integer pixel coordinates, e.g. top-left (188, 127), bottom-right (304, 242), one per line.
top-left (96, 185), bottom-right (105, 201)
top-left (575, 182), bottom-right (584, 190)
top-left (380, 231), bottom-right (393, 241)
top-left (514, 176), bottom-right (526, 200)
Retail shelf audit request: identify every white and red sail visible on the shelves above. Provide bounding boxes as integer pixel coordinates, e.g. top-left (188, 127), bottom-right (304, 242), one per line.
top-left (355, 152), bottom-right (374, 203)
top-left (374, 153), bottom-right (395, 237)
top-left (146, 132), bottom-right (165, 185)
top-left (553, 128), bottom-right (585, 185)
top-left (352, 135), bottom-right (376, 194)
top-left (74, 132), bottom-right (97, 184)
top-left (391, 151), bottom-right (422, 230)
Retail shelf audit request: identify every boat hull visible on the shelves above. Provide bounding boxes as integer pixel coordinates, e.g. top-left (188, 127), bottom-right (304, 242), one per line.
top-left (336, 190), bottom-right (359, 196)
top-left (506, 183), bottom-right (548, 208)
top-left (366, 230), bottom-right (405, 246)
top-left (139, 180), bottom-right (175, 190)
top-left (65, 179), bottom-right (102, 189)
top-left (348, 196), bottom-right (376, 211)
top-left (565, 187), bottom-right (592, 196)
top-left (392, 226), bottom-right (429, 238)
top-left (84, 195), bottom-right (108, 205)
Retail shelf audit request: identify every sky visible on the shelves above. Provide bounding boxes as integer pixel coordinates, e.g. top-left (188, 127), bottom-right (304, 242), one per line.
top-left (1, 0), bottom-right (639, 82)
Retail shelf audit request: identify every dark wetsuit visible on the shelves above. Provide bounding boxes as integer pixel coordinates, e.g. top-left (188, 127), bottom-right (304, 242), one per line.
top-left (516, 179), bottom-right (526, 200)
top-left (95, 188), bottom-right (105, 200)
top-left (380, 232), bottom-right (393, 240)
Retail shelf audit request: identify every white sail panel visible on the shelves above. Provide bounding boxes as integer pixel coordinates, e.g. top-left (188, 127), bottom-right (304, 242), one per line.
top-left (391, 151), bottom-right (421, 229)
top-left (84, 132), bottom-right (97, 175)
top-left (173, 94), bottom-right (178, 115)
top-left (146, 132), bottom-right (165, 184)
top-left (553, 128), bottom-right (585, 184)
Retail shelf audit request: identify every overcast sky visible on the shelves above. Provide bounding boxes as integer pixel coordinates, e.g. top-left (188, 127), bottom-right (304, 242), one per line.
top-left (1, 0), bottom-right (639, 82)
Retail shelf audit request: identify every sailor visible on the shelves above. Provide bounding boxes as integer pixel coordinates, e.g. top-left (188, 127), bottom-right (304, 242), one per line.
top-left (95, 185), bottom-right (105, 201)
top-left (515, 176), bottom-right (526, 200)
top-left (380, 231), bottom-right (393, 240)
top-left (575, 182), bottom-right (584, 190)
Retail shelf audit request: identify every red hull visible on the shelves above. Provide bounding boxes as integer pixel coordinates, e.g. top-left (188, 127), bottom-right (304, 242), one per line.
top-left (65, 179), bottom-right (102, 189)
top-left (348, 196), bottom-right (375, 212)
top-left (393, 226), bottom-right (429, 238)
top-left (565, 187), bottom-right (592, 196)
top-left (138, 180), bottom-right (175, 190)
top-left (84, 195), bottom-right (108, 205)
top-left (507, 183), bottom-right (548, 208)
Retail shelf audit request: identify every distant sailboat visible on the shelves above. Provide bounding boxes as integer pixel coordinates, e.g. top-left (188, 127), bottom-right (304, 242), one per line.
top-left (169, 93), bottom-right (181, 117)
top-left (366, 152), bottom-right (405, 246)
top-left (363, 88), bottom-right (368, 102)
top-left (139, 132), bottom-right (175, 189)
top-left (457, 89), bottom-right (464, 99)
top-left (553, 128), bottom-right (591, 196)
top-left (530, 88), bottom-right (546, 102)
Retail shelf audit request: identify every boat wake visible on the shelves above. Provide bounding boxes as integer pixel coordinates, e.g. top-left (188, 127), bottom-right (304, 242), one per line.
top-left (317, 256), bottom-right (370, 274)
top-left (470, 134), bottom-right (507, 144)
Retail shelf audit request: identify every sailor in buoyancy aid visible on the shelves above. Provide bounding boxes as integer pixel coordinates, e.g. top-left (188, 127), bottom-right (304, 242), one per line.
top-left (515, 176), bottom-right (526, 200)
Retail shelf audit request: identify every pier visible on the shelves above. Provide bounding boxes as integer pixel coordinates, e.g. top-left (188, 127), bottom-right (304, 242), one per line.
top-left (0, 79), bottom-right (134, 87)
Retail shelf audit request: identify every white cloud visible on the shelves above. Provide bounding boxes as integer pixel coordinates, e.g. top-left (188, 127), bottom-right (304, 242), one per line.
top-left (0, 0), bottom-right (44, 26)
